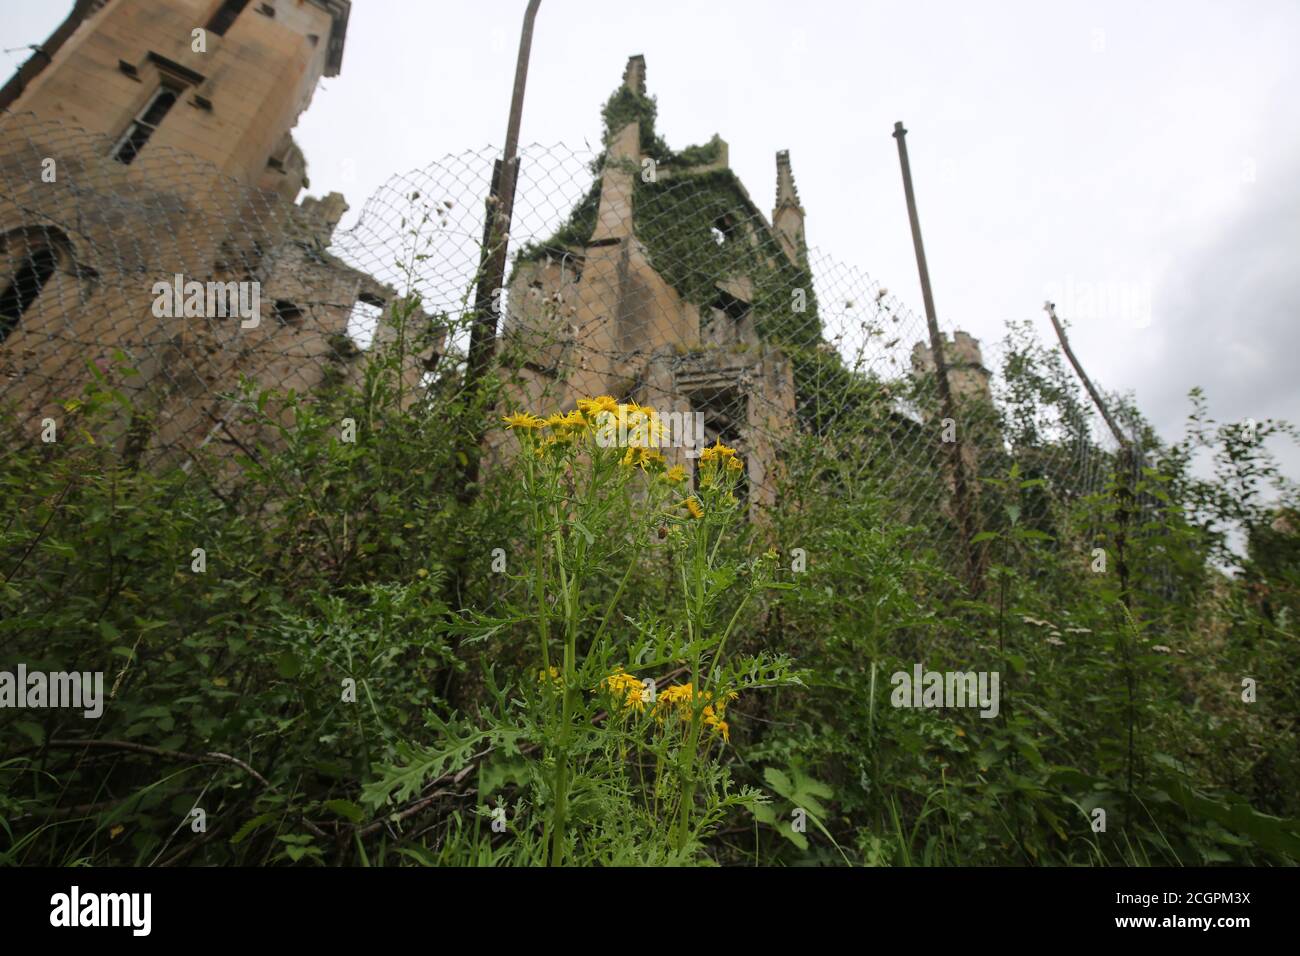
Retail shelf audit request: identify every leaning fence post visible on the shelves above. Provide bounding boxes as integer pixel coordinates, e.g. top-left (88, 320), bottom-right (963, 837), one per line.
top-left (892, 121), bottom-right (982, 593)
top-left (460, 0), bottom-right (542, 499)
top-left (1044, 301), bottom-right (1134, 613)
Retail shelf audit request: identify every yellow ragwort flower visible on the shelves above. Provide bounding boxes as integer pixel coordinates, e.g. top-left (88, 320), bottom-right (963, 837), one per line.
top-left (703, 705), bottom-right (730, 742)
top-left (698, 438), bottom-right (738, 463)
top-left (621, 445), bottom-right (666, 470)
top-left (542, 409), bottom-right (587, 443)
top-left (623, 400), bottom-right (659, 418)
top-left (653, 682), bottom-right (696, 722)
top-left (727, 456), bottom-right (744, 472)
top-left (663, 464), bottom-right (686, 483)
top-left (503, 412), bottom-right (544, 430)
top-left (683, 496), bottom-right (704, 520)
top-left (652, 684), bottom-right (737, 742)
top-left (537, 666), bottom-right (562, 688)
top-left (619, 404), bottom-right (667, 448)
top-left (546, 408), bottom-right (587, 429)
top-left (601, 667), bottom-right (647, 712)
top-left (577, 395), bottom-right (620, 416)
top-left (702, 690), bottom-right (738, 740)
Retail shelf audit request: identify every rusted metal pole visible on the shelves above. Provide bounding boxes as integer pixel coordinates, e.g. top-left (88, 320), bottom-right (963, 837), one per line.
top-left (461, 0), bottom-right (541, 495)
top-left (1043, 301), bottom-right (1129, 451)
top-left (489, 0), bottom-right (542, 262)
top-left (892, 121), bottom-right (981, 592)
top-left (1044, 301), bottom-right (1134, 612)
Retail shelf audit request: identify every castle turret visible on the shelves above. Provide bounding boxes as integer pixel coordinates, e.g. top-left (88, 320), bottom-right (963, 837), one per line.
top-left (911, 331), bottom-right (992, 408)
top-left (0, 0), bottom-right (448, 468)
top-left (1, 0), bottom-right (350, 195)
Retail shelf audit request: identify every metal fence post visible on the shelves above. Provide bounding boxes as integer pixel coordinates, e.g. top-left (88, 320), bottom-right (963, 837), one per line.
top-left (1044, 301), bottom-right (1134, 613)
top-left (893, 121), bottom-right (982, 593)
top-left (460, 0), bottom-right (541, 498)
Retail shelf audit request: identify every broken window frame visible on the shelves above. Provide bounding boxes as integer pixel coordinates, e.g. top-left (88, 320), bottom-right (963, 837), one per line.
top-left (111, 81), bottom-right (183, 165)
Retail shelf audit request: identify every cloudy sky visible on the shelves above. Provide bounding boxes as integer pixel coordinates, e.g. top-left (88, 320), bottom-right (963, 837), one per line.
top-left (6, 0), bottom-right (1299, 479)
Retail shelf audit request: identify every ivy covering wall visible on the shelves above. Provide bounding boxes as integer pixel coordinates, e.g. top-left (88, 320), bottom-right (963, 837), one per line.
top-left (513, 77), bottom-right (919, 438)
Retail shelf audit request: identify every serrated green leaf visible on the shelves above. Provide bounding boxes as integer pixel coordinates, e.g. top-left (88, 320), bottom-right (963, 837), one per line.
top-left (763, 766), bottom-right (794, 799)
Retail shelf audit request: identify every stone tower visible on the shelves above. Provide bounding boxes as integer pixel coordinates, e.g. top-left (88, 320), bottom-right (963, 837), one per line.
top-left (910, 331), bottom-right (997, 490)
top-left (910, 331), bottom-right (993, 408)
top-left (0, 0), bottom-right (350, 201)
top-left (0, 1), bottom-right (438, 464)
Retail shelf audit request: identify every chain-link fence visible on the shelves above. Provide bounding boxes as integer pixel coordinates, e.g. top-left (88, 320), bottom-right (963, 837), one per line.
top-left (0, 107), bottom-right (1141, 575)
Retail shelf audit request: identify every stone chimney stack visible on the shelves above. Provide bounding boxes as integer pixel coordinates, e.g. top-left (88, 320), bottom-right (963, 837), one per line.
top-left (773, 150), bottom-right (806, 266)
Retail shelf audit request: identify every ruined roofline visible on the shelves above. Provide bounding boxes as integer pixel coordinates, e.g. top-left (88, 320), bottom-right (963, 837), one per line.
top-left (307, 0), bottom-right (352, 77)
top-left (607, 56), bottom-right (806, 266)
top-left (681, 163), bottom-right (801, 272)
top-left (621, 147), bottom-right (795, 273)
top-left (0, 0), bottom-right (353, 105)
top-left (0, 0), bottom-right (105, 112)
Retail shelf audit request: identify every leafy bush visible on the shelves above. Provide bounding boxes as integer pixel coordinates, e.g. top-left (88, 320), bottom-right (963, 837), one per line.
top-left (2, 306), bottom-right (1297, 867)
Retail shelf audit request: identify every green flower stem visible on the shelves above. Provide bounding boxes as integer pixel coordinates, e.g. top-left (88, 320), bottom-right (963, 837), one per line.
top-left (675, 510), bottom-right (710, 850)
top-left (549, 514), bottom-right (577, 866)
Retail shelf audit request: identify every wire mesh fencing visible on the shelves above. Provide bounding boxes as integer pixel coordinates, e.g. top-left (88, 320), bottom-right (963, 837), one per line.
top-left (0, 108), bottom-right (1143, 576)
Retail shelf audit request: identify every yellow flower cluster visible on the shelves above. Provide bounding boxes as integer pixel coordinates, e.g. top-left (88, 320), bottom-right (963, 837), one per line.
top-left (617, 402), bottom-right (668, 449)
top-left (505, 401), bottom-right (749, 489)
top-left (502, 412), bottom-right (545, 430)
top-left (696, 438), bottom-right (744, 489)
top-left (537, 666), bottom-right (562, 688)
top-left (546, 410), bottom-right (586, 431)
top-left (698, 438), bottom-right (738, 464)
top-left (503, 406), bottom-right (591, 459)
top-left (622, 445), bottom-right (666, 470)
top-left (577, 396), bottom-right (619, 416)
top-left (601, 667), bottom-right (647, 712)
top-left (504, 396), bottom-right (683, 471)
top-left (652, 683), bottom-right (737, 742)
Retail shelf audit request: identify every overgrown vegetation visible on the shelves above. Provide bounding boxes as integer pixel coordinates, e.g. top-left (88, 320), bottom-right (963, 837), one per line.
top-left (2, 286), bottom-right (1297, 866)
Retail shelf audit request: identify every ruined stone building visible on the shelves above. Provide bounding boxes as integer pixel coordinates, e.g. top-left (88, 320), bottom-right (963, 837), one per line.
top-left (0, 0), bottom-right (438, 465)
top-left (490, 55), bottom-right (810, 508)
top-left (491, 55), bottom-right (995, 511)
top-left (0, 6), bottom-right (995, 512)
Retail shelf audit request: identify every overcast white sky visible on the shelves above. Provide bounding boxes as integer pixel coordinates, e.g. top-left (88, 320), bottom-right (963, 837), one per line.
top-left (6, 0), bottom-right (1299, 479)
